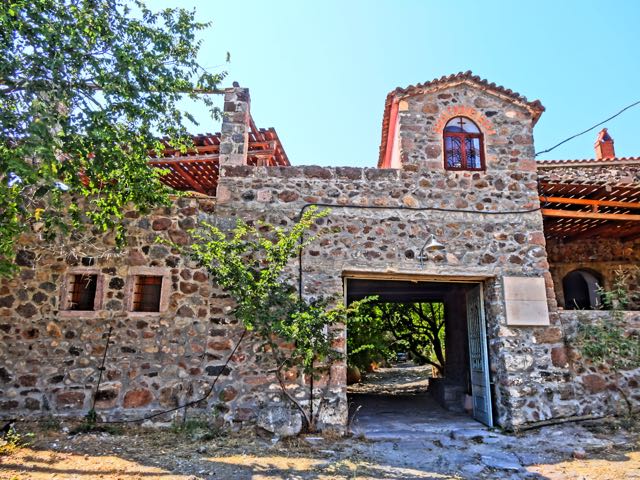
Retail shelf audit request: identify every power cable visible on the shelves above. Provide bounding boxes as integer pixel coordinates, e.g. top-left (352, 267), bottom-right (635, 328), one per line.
top-left (296, 200), bottom-right (549, 300)
top-left (535, 99), bottom-right (640, 157)
top-left (94, 327), bottom-right (247, 424)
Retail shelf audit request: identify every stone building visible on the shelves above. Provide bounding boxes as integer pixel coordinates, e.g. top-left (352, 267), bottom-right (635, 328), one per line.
top-left (1, 72), bottom-right (638, 431)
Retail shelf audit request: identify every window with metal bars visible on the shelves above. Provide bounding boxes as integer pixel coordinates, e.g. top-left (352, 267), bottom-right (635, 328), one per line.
top-left (68, 274), bottom-right (98, 311)
top-left (132, 275), bottom-right (163, 312)
top-left (443, 116), bottom-right (485, 171)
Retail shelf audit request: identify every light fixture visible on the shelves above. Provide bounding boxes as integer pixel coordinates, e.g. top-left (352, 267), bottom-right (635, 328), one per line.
top-left (417, 233), bottom-right (445, 267)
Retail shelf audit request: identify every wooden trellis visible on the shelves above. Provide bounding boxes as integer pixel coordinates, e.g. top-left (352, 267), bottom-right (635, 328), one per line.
top-left (539, 178), bottom-right (640, 242)
top-left (149, 118), bottom-right (289, 196)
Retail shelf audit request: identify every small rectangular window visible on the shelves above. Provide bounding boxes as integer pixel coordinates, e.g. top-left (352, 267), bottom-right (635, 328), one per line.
top-left (132, 275), bottom-right (163, 312)
top-left (68, 274), bottom-right (98, 311)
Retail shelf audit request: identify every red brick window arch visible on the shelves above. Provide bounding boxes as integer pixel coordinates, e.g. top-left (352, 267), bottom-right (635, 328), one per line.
top-left (443, 116), bottom-right (485, 170)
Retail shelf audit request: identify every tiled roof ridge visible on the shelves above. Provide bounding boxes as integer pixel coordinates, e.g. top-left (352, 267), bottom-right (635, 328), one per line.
top-left (378, 71), bottom-right (545, 167)
top-left (393, 71), bottom-right (545, 112)
top-left (537, 157), bottom-right (640, 166)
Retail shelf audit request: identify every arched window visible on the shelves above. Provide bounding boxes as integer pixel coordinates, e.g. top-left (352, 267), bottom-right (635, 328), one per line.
top-left (562, 269), bottom-right (603, 310)
top-left (443, 117), bottom-right (484, 170)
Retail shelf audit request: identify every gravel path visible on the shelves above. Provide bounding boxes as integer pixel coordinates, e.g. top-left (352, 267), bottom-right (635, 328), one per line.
top-left (347, 362), bottom-right (432, 395)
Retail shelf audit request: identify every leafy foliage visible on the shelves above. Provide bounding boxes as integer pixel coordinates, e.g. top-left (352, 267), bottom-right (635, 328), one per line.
top-left (576, 267), bottom-right (640, 371)
top-left (189, 207), bottom-right (349, 430)
top-left (346, 296), bottom-right (396, 370)
top-left (0, 0), bottom-right (225, 275)
top-left (348, 300), bottom-right (446, 374)
top-left (0, 426), bottom-right (34, 456)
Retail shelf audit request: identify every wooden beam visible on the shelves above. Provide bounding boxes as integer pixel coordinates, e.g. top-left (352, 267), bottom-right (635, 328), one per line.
top-left (541, 209), bottom-right (640, 221)
top-left (574, 222), bottom-right (640, 242)
top-left (539, 196), bottom-right (640, 210)
top-left (170, 163), bottom-right (207, 195)
top-left (621, 227), bottom-right (640, 242)
top-left (150, 155), bottom-right (220, 164)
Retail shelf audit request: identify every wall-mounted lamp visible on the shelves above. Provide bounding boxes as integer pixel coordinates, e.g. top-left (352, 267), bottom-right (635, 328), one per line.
top-left (417, 233), bottom-right (445, 268)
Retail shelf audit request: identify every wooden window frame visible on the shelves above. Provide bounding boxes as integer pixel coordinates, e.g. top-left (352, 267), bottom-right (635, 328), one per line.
top-left (125, 267), bottom-right (171, 316)
top-left (132, 275), bottom-right (163, 312)
top-left (443, 118), bottom-right (486, 171)
top-left (59, 267), bottom-right (104, 318)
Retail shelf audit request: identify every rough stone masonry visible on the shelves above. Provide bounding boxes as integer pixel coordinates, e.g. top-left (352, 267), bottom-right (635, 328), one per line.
top-left (0, 74), bottom-right (637, 432)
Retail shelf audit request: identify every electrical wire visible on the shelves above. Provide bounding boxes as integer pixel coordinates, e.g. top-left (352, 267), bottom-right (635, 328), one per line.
top-left (91, 198), bottom-right (549, 425)
top-left (296, 200), bottom-right (549, 300)
top-left (535, 99), bottom-right (640, 157)
top-left (95, 328), bottom-right (247, 424)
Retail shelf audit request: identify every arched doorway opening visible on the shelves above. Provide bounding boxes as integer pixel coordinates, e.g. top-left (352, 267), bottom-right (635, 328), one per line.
top-left (562, 269), bottom-right (603, 309)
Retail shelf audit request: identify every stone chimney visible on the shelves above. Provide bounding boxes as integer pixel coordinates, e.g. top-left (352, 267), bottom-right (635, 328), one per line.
top-left (219, 82), bottom-right (250, 166)
top-left (594, 128), bottom-right (615, 159)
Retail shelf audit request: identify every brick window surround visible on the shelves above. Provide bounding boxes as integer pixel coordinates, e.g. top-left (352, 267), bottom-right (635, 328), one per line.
top-left (59, 267), bottom-right (104, 317)
top-left (124, 266), bottom-right (171, 315)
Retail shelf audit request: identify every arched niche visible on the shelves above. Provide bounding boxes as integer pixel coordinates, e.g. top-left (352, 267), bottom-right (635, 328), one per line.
top-left (562, 269), bottom-right (603, 310)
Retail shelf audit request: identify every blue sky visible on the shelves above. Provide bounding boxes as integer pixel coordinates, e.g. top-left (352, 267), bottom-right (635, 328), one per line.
top-left (148, 0), bottom-right (640, 167)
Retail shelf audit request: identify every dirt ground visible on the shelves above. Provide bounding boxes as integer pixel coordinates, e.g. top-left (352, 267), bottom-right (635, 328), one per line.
top-left (1, 417), bottom-right (639, 480)
top-left (347, 363), bottom-right (432, 396)
top-left (2, 365), bottom-right (639, 479)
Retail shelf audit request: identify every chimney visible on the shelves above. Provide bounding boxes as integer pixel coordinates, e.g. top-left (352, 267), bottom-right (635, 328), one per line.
top-left (594, 128), bottom-right (615, 159)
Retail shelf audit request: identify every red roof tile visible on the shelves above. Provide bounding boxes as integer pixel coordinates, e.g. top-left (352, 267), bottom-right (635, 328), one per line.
top-left (537, 157), bottom-right (640, 167)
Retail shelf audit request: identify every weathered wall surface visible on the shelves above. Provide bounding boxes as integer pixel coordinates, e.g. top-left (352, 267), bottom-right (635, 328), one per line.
top-left (215, 158), bottom-right (557, 428)
top-left (546, 237), bottom-right (639, 310)
top-left (209, 84), bottom-right (569, 429)
top-left (0, 197), bottom-right (297, 426)
top-left (396, 84), bottom-right (536, 173)
top-left (547, 311), bottom-right (640, 417)
top-left (3, 81), bottom-right (635, 432)
top-left (538, 162), bottom-right (640, 185)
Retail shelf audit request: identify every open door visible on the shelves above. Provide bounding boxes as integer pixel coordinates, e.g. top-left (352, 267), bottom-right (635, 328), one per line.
top-left (466, 284), bottom-right (493, 427)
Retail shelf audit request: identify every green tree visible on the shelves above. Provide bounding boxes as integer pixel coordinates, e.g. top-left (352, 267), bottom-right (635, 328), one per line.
top-left (346, 296), bottom-right (396, 371)
top-left (0, 0), bottom-right (225, 275)
top-left (189, 207), bottom-right (348, 432)
top-left (348, 300), bottom-right (446, 374)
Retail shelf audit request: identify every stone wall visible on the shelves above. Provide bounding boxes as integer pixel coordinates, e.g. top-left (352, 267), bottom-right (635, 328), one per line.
top-left (215, 159), bottom-right (561, 428)
top-left (537, 162), bottom-right (640, 185)
top-left (3, 80), bottom-right (634, 432)
top-left (0, 197), bottom-right (297, 426)
top-left (546, 237), bottom-right (639, 310)
top-left (395, 85), bottom-right (536, 173)
top-left (548, 311), bottom-right (640, 417)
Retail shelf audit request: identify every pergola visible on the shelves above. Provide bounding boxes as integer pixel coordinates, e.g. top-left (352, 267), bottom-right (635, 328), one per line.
top-left (538, 162), bottom-right (640, 242)
top-left (149, 118), bottom-right (289, 196)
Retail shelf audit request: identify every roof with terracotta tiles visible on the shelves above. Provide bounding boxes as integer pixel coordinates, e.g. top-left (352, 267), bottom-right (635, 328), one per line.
top-left (378, 71), bottom-right (546, 167)
top-left (149, 118), bottom-right (289, 196)
top-left (537, 157), bottom-right (640, 167)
